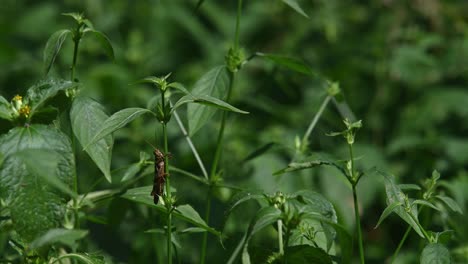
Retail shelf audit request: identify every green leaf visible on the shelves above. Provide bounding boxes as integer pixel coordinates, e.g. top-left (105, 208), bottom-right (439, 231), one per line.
top-left (0, 96), bottom-right (12, 121)
top-left (173, 94), bottom-right (248, 114)
top-left (256, 53), bottom-right (314, 76)
top-left (435, 195), bottom-right (463, 214)
top-left (26, 79), bottom-right (78, 116)
top-left (281, 0), bottom-right (309, 18)
top-left (377, 170), bottom-right (425, 238)
top-left (167, 82), bottom-right (190, 95)
top-left (85, 108), bottom-right (154, 149)
top-left (0, 125), bottom-right (75, 242)
top-left (43, 29), bottom-right (71, 75)
top-left (121, 186), bottom-right (220, 236)
top-left (15, 149), bottom-right (77, 199)
top-left (399, 184), bottom-right (422, 191)
top-left (281, 245), bottom-right (332, 264)
top-left (420, 243), bottom-right (451, 264)
top-left (413, 200), bottom-right (441, 212)
top-left (225, 191), bottom-right (266, 219)
top-left (374, 201), bottom-right (402, 228)
top-left (299, 212), bottom-right (352, 264)
top-left (29, 228), bottom-right (88, 249)
top-left (71, 96), bottom-right (113, 182)
top-left (294, 190), bottom-right (337, 251)
top-left (274, 160), bottom-right (347, 178)
top-left (227, 206), bottom-right (281, 264)
top-left (243, 142), bottom-right (276, 162)
top-left (83, 29), bottom-right (115, 60)
top-left (187, 66), bottom-right (230, 136)
top-left (51, 253), bottom-right (105, 264)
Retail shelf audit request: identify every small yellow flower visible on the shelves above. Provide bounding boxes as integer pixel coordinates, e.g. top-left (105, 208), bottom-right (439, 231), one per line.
top-left (12, 95), bottom-right (22, 101)
top-left (18, 105), bottom-right (31, 118)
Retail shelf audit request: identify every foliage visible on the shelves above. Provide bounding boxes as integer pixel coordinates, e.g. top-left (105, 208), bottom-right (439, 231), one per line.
top-left (0, 0), bottom-right (467, 263)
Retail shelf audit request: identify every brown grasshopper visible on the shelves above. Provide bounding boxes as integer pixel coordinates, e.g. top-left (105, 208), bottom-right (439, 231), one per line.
top-left (146, 141), bottom-right (170, 204)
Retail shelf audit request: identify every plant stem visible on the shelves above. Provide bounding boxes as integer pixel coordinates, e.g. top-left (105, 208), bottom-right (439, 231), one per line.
top-left (408, 211), bottom-right (431, 241)
top-left (349, 143), bottom-right (365, 264)
top-left (277, 220), bottom-right (284, 255)
top-left (352, 185), bottom-right (365, 264)
top-left (391, 225), bottom-right (411, 263)
top-left (70, 35), bottom-right (80, 81)
top-left (301, 95), bottom-right (331, 147)
top-left (161, 91), bottom-right (172, 264)
top-left (234, 0), bottom-right (243, 50)
top-left (172, 107), bottom-right (208, 179)
top-left (200, 188), bottom-right (212, 261)
top-left (201, 0), bottom-right (243, 260)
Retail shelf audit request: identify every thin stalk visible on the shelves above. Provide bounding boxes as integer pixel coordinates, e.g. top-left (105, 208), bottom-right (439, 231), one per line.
top-left (301, 95), bottom-right (331, 146)
top-left (70, 35), bottom-right (80, 81)
top-left (391, 225), bottom-right (411, 263)
top-left (161, 91), bottom-right (173, 264)
top-left (349, 144), bottom-right (365, 264)
top-left (234, 0), bottom-right (243, 50)
top-left (201, 0), bottom-right (242, 260)
top-left (352, 185), bottom-right (365, 264)
top-left (200, 188), bottom-right (212, 261)
top-left (277, 220), bottom-right (284, 255)
top-left (408, 211), bottom-right (431, 241)
top-left (172, 106), bottom-right (208, 179)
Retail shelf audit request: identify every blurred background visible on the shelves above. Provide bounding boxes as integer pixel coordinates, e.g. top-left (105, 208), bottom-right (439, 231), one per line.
top-left (1, 0), bottom-right (467, 263)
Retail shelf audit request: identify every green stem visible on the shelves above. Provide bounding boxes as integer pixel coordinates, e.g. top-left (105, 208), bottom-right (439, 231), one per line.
top-left (70, 34), bottom-right (80, 81)
top-left (408, 211), bottom-right (431, 241)
top-left (234, 0), bottom-right (243, 50)
top-left (352, 185), bottom-right (365, 264)
top-left (200, 188), bottom-right (212, 261)
top-left (277, 220), bottom-right (284, 255)
top-left (161, 91), bottom-right (172, 264)
top-left (301, 95), bottom-right (331, 148)
top-left (201, 0), bottom-right (242, 260)
top-left (391, 225), bottom-right (411, 263)
top-left (349, 143), bottom-right (365, 264)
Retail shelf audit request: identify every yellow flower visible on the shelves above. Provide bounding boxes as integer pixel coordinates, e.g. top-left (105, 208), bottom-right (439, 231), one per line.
top-left (18, 105), bottom-right (31, 118)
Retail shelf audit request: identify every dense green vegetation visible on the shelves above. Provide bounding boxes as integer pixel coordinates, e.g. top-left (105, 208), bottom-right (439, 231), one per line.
top-left (1, 1), bottom-right (467, 263)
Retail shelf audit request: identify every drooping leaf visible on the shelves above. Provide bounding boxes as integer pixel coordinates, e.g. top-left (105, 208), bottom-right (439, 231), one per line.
top-left (71, 96), bottom-right (113, 182)
top-left (225, 191), bottom-right (266, 219)
top-left (121, 186), bottom-right (220, 236)
top-left (29, 228), bottom-right (88, 249)
top-left (15, 149), bottom-right (77, 199)
top-left (377, 171), bottom-right (425, 238)
top-left (300, 212), bottom-right (353, 264)
top-left (256, 53), bottom-right (314, 76)
top-left (280, 245), bottom-right (332, 264)
top-left (243, 142), bottom-right (276, 162)
top-left (167, 82), bottom-right (190, 95)
top-left (374, 201), bottom-right (402, 228)
top-left (435, 195), bottom-right (463, 214)
top-left (26, 79), bottom-right (77, 116)
top-left (399, 184), bottom-right (422, 191)
top-left (274, 160), bottom-right (347, 178)
top-left (0, 96), bottom-right (12, 121)
top-left (51, 253), bottom-right (105, 264)
top-left (187, 66), bottom-right (230, 136)
top-left (227, 206), bottom-right (281, 264)
top-left (85, 108), bottom-right (154, 149)
top-left (174, 94), bottom-right (248, 114)
top-left (293, 190), bottom-right (337, 251)
top-left (43, 29), bottom-right (71, 75)
top-left (83, 29), bottom-right (115, 60)
top-left (281, 0), bottom-right (309, 18)
top-left (413, 200), bottom-right (441, 212)
top-left (0, 125), bottom-right (75, 242)
top-left (420, 243), bottom-right (451, 264)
